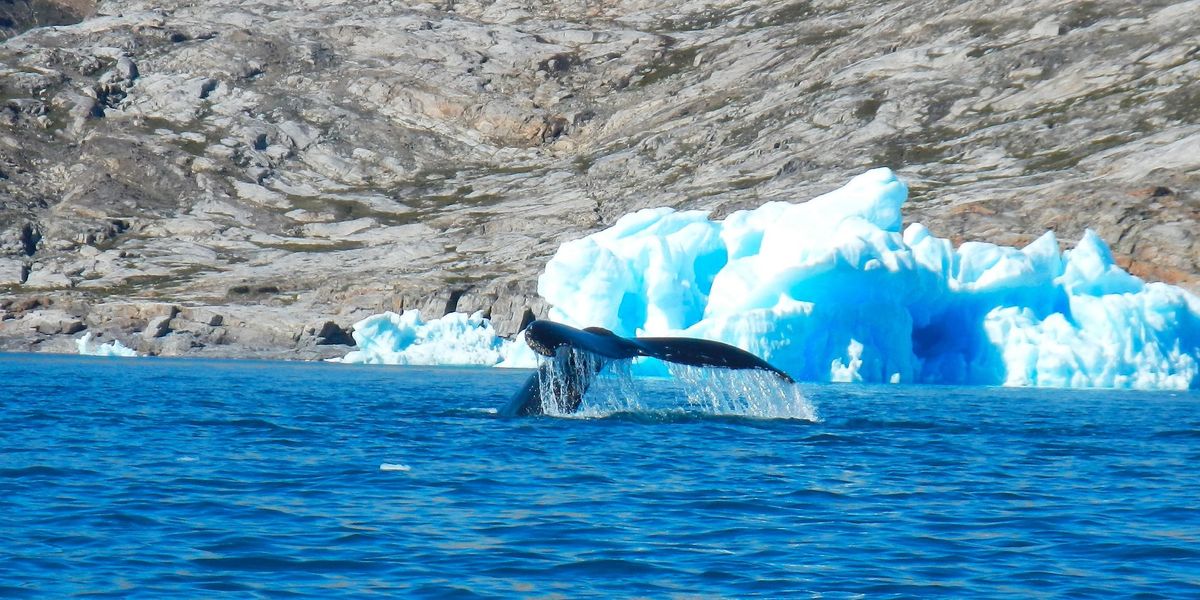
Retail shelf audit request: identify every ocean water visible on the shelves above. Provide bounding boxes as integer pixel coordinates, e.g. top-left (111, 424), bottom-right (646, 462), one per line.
top-left (1, 354), bottom-right (1197, 598)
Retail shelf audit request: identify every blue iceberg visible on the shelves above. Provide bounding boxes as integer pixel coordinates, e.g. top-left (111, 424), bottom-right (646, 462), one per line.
top-left (538, 168), bottom-right (1200, 390)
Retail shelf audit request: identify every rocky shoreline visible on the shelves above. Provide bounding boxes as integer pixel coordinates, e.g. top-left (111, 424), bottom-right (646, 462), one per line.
top-left (2, 0), bottom-right (1197, 359)
top-left (3, 295), bottom-right (357, 359)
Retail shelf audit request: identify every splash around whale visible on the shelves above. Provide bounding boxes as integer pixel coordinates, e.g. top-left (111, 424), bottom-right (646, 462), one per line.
top-left (499, 320), bottom-right (796, 417)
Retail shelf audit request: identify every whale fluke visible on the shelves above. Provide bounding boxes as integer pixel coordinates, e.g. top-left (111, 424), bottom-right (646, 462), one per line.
top-left (500, 320), bottom-right (794, 416)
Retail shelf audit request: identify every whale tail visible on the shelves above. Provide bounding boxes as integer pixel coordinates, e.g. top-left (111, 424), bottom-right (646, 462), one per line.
top-left (501, 320), bottom-right (793, 416)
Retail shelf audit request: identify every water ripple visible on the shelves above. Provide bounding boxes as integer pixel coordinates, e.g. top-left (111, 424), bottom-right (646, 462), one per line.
top-left (0, 356), bottom-right (1196, 596)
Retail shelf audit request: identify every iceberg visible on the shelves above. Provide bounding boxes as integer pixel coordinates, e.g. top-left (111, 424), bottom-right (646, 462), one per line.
top-left (537, 168), bottom-right (1200, 390)
top-left (76, 332), bottom-right (139, 357)
top-left (496, 330), bottom-right (539, 368)
top-left (339, 168), bottom-right (1198, 390)
top-left (334, 310), bottom-right (510, 366)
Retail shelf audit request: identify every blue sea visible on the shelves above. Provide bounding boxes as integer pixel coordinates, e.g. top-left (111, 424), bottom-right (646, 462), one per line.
top-left (1, 354), bottom-right (1198, 598)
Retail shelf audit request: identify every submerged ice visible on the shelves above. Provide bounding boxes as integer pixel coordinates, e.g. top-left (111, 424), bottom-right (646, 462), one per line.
top-left (341, 168), bottom-right (1199, 390)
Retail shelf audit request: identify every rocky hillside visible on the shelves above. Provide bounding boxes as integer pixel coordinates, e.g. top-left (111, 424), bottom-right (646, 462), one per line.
top-left (1, 0), bottom-right (1197, 357)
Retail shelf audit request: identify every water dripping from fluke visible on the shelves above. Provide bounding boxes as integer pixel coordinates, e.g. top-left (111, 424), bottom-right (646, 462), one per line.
top-left (538, 351), bottom-right (816, 421)
top-left (496, 321), bottom-right (816, 420)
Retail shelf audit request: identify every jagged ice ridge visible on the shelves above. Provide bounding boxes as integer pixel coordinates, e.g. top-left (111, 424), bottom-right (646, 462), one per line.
top-left (341, 169), bottom-right (1200, 390)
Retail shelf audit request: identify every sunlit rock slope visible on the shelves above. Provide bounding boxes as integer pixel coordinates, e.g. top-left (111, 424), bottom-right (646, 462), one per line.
top-left (1, 0), bottom-right (1197, 357)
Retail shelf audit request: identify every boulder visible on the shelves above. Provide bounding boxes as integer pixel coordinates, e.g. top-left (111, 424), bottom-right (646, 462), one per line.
top-left (25, 310), bottom-right (86, 335)
top-left (0, 258), bottom-right (26, 286)
top-left (143, 315), bottom-right (172, 338)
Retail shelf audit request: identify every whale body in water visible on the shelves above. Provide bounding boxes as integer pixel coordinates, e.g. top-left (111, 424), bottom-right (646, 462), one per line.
top-left (500, 320), bottom-right (794, 416)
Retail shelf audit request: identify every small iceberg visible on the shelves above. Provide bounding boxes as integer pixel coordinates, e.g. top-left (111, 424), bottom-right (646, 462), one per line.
top-left (333, 310), bottom-right (509, 366)
top-left (76, 332), bottom-right (139, 357)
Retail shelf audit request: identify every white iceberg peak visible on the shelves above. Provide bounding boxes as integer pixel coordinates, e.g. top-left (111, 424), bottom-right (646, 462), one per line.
top-left (537, 168), bottom-right (1200, 390)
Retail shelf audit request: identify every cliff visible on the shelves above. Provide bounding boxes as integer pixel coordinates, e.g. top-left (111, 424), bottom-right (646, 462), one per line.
top-left (1, 0), bottom-right (1197, 357)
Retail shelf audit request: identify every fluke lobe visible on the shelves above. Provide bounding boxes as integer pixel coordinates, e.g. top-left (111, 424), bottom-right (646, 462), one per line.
top-left (500, 320), bottom-right (794, 416)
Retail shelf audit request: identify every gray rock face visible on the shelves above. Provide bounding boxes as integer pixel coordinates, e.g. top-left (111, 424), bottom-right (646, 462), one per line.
top-left (0, 0), bottom-right (95, 40)
top-left (142, 313), bottom-right (174, 339)
top-left (1, 0), bottom-right (1198, 358)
